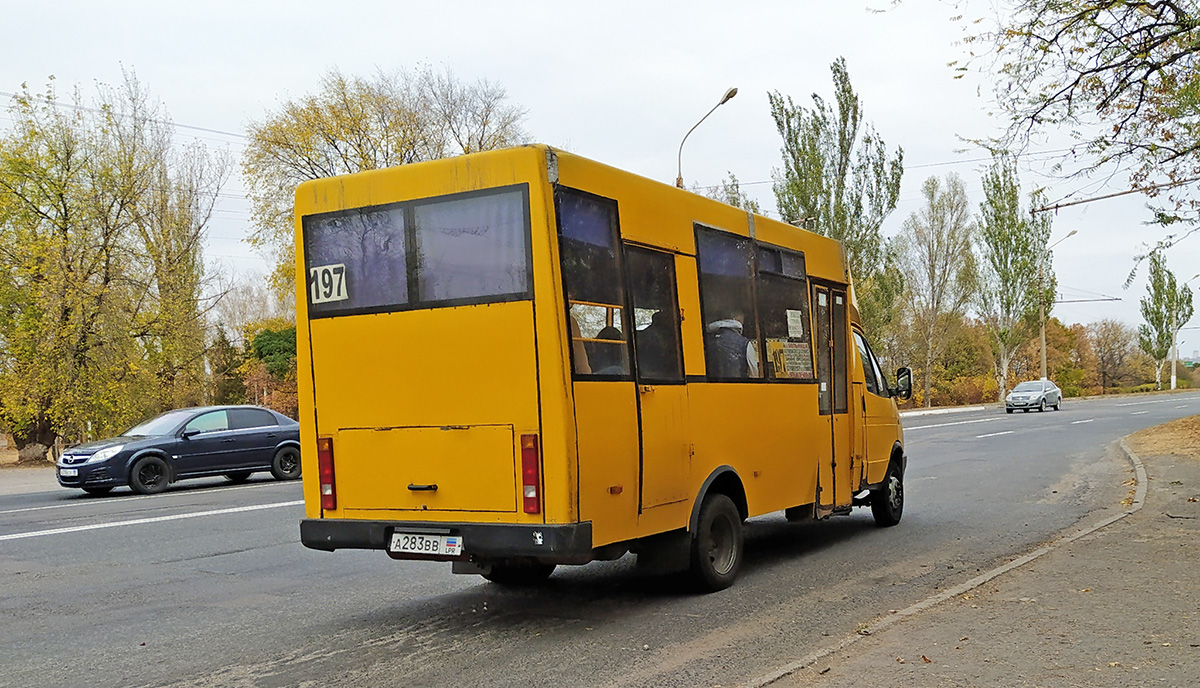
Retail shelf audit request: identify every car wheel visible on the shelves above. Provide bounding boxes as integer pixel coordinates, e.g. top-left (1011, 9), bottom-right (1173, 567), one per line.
top-left (270, 446), bottom-right (302, 481)
top-left (81, 486), bottom-right (113, 496)
top-left (225, 470), bottom-right (253, 483)
top-left (688, 493), bottom-right (744, 592)
top-left (129, 456), bottom-right (169, 495)
top-left (1023, 408), bottom-right (1030, 413)
top-left (1006, 408), bottom-right (1013, 414)
top-left (871, 462), bottom-right (904, 527)
top-left (1038, 399), bottom-right (1046, 412)
top-left (481, 561), bottom-right (557, 586)
top-left (1054, 398), bottom-right (1061, 410)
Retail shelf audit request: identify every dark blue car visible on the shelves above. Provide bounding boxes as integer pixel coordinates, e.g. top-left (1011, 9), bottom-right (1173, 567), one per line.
top-left (56, 405), bottom-right (301, 495)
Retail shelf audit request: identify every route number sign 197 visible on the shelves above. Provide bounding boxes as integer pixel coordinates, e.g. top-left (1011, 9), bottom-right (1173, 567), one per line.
top-left (309, 264), bottom-right (348, 304)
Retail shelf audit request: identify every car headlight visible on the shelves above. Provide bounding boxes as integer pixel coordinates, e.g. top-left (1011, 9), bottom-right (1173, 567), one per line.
top-left (86, 445), bottom-right (124, 463)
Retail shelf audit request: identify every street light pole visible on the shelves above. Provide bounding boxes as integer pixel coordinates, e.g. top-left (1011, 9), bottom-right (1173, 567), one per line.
top-left (1171, 273), bottom-right (1200, 390)
top-left (675, 87), bottom-right (738, 189)
top-left (1040, 229), bottom-right (1078, 380)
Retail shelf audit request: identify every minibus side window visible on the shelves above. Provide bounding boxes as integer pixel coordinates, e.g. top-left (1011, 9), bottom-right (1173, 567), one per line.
top-left (756, 245), bottom-right (814, 381)
top-left (696, 227), bottom-right (762, 380)
top-left (556, 188), bottom-right (631, 379)
top-left (853, 330), bottom-right (880, 395)
top-left (625, 246), bottom-right (683, 383)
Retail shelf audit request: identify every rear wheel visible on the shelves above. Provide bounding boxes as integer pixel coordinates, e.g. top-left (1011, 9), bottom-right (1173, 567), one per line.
top-left (129, 456), bottom-right (169, 495)
top-left (481, 561), bottom-right (557, 586)
top-left (81, 486), bottom-right (113, 496)
top-left (270, 446), bottom-right (301, 480)
top-left (1054, 398), bottom-right (1061, 410)
top-left (225, 470), bottom-right (252, 483)
top-left (688, 493), bottom-right (744, 592)
top-left (870, 462), bottom-right (904, 527)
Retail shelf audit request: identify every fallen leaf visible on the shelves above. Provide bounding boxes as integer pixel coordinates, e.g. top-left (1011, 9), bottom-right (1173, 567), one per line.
top-left (1109, 662), bottom-right (1122, 667)
top-left (1188, 497), bottom-right (1198, 503)
top-left (897, 657), bottom-right (905, 664)
top-left (1170, 480), bottom-right (1183, 485)
top-left (819, 667), bottom-right (831, 675)
top-left (922, 655), bottom-right (932, 663)
top-left (1080, 588), bottom-right (1092, 593)
top-left (960, 637), bottom-right (969, 641)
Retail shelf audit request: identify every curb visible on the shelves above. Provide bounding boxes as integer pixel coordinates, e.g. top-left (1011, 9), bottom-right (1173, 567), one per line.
top-left (741, 437), bottom-right (1148, 688)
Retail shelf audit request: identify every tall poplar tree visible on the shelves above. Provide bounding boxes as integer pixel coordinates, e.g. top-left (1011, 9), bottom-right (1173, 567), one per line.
top-left (1138, 252), bottom-right (1196, 389)
top-left (896, 174), bottom-right (977, 407)
top-left (769, 57), bottom-right (904, 340)
top-left (975, 156), bottom-right (1053, 397)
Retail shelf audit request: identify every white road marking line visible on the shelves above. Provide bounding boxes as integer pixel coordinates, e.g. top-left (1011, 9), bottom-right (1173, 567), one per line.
top-left (906, 417), bottom-right (999, 431)
top-left (976, 430), bottom-right (1014, 439)
top-left (0, 500), bottom-right (304, 542)
top-left (1071, 419), bottom-right (1095, 424)
top-left (1177, 405), bottom-right (1189, 409)
top-left (1116, 397), bottom-right (1200, 407)
top-left (0, 481), bottom-right (288, 516)
top-left (1131, 411), bottom-right (1149, 415)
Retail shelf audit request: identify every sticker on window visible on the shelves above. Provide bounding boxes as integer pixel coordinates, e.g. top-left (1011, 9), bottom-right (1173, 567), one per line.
top-left (309, 264), bottom-right (349, 304)
top-left (786, 309), bottom-right (807, 339)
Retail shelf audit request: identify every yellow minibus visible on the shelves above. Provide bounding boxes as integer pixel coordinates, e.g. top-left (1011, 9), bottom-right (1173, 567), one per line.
top-left (297, 145), bottom-right (912, 591)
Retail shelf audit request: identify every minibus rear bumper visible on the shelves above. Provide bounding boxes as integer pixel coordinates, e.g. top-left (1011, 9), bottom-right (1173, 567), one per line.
top-left (300, 518), bottom-right (593, 561)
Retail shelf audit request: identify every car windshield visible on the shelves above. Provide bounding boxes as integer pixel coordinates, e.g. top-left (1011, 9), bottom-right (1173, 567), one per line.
top-left (1013, 382), bottom-right (1043, 392)
top-left (124, 410), bottom-right (194, 436)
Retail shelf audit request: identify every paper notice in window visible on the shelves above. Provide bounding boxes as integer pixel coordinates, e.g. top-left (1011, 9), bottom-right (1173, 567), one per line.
top-left (766, 339), bottom-right (814, 379)
top-left (786, 309), bottom-right (806, 339)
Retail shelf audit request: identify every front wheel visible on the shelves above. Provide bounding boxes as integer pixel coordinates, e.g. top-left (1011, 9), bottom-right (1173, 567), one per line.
top-left (688, 493), bottom-right (744, 592)
top-left (129, 456), bottom-right (169, 495)
top-left (870, 462), bottom-right (904, 527)
top-left (482, 561), bottom-right (557, 586)
top-left (1006, 408), bottom-right (1013, 414)
top-left (1054, 398), bottom-right (1061, 410)
top-left (1038, 399), bottom-right (1046, 412)
top-left (270, 446), bottom-right (301, 481)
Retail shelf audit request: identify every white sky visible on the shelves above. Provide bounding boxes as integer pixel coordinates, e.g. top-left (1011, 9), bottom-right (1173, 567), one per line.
top-left (3, 1), bottom-right (1198, 353)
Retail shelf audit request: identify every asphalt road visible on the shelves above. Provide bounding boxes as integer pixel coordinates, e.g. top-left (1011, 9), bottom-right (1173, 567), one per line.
top-left (1, 392), bottom-right (1197, 688)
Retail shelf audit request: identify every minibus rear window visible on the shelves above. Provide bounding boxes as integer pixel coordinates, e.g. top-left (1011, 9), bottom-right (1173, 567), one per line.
top-left (302, 185), bottom-right (531, 318)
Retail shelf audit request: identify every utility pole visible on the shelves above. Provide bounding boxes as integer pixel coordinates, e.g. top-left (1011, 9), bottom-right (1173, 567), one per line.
top-left (1040, 230), bottom-right (1077, 380)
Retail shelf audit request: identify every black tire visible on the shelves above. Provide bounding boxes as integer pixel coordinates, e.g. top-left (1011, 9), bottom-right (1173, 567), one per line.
top-left (1054, 398), bottom-right (1061, 410)
top-left (1023, 408), bottom-right (1030, 413)
top-left (81, 486), bottom-right (113, 496)
top-left (1005, 408), bottom-right (1013, 414)
top-left (1038, 399), bottom-right (1046, 412)
top-left (688, 493), bottom-right (744, 592)
top-left (225, 470), bottom-right (252, 483)
top-left (481, 561), bottom-right (557, 586)
top-left (129, 456), bottom-right (169, 495)
top-left (270, 446), bottom-right (302, 481)
top-left (870, 462), bottom-right (904, 527)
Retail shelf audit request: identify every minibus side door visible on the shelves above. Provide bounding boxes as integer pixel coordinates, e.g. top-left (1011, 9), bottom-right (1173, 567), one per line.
top-left (624, 244), bottom-right (690, 510)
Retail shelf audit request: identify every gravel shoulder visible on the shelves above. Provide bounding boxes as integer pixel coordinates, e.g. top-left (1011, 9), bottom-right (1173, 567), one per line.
top-left (770, 415), bottom-right (1200, 688)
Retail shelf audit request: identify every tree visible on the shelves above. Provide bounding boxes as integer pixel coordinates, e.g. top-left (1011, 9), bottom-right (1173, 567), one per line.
top-left (895, 174), bottom-right (977, 406)
top-left (974, 156), bottom-right (1053, 398)
top-left (769, 57), bottom-right (904, 339)
top-left (0, 74), bottom-right (225, 464)
top-left (242, 67), bottom-right (530, 303)
top-left (1138, 252), bottom-right (1194, 388)
top-left (973, 2), bottom-right (1200, 227)
top-left (1091, 319), bottom-right (1138, 391)
top-left (700, 172), bottom-right (761, 213)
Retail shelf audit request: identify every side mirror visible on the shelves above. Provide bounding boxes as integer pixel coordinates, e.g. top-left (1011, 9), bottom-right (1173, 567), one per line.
top-left (892, 367), bottom-right (913, 400)
top-left (181, 428), bottom-right (201, 439)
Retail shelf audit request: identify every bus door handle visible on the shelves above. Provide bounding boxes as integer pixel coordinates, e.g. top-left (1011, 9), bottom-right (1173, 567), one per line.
top-left (639, 385), bottom-right (654, 394)
top-left (408, 484), bottom-right (438, 492)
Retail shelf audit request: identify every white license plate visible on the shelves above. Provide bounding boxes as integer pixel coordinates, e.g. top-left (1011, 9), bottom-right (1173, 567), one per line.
top-left (388, 532), bottom-right (464, 556)
top-left (59, 468), bottom-right (78, 477)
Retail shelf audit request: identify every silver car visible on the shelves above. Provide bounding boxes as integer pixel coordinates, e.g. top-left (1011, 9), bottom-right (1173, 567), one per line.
top-left (1005, 380), bottom-right (1062, 413)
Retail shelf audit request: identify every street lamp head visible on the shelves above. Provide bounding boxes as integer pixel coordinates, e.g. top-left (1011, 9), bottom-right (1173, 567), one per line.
top-left (719, 87), bottom-right (738, 105)
top-left (676, 86), bottom-right (740, 189)
top-left (1065, 229), bottom-right (1078, 239)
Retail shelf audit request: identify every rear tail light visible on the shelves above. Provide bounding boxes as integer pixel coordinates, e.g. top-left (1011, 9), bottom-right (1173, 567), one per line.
top-left (317, 437), bottom-right (336, 511)
top-left (520, 434), bottom-right (541, 514)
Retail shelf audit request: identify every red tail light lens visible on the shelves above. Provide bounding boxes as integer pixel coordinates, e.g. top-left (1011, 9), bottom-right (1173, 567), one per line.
top-left (520, 434), bottom-right (541, 514)
top-left (317, 437), bottom-right (336, 511)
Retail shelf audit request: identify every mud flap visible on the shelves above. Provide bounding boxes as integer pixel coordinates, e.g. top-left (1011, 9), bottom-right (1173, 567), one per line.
top-left (632, 528), bottom-right (691, 576)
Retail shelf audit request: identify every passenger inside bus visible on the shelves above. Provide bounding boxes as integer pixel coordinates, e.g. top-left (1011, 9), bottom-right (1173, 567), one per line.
top-left (588, 326), bottom-right (627, 375)
top-left (706, 313), bottom-right (760, 378)
top-left (635, 309), bottom-right (678, 380)
top-left (570, 316), bottom-right (591, 374)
